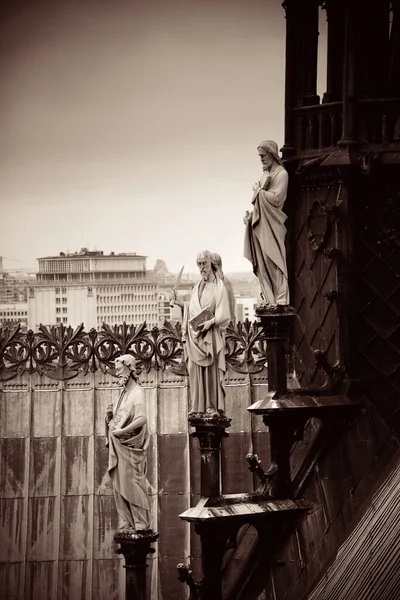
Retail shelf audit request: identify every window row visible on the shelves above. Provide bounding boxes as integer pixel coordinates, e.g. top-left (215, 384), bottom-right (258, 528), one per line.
top-left (96, 284), bottom-right (157, 293)
top-left (97, 294), bottom-right (157, 303)
top-left (96, 315), bottom-right (158, 323)
top-left (97, 304), bottom-right (158, 313)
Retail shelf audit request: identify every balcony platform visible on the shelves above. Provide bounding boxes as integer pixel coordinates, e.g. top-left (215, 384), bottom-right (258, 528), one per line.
top-left (180, 494), bottom-right (312, 524)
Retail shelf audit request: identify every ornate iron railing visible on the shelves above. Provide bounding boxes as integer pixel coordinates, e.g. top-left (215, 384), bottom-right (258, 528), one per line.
top-left (0, 320), bottom-right (268, 382)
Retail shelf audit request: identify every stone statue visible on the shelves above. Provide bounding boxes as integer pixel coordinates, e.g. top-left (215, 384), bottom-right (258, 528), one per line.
top-left (211, 252), bottom-right (236, 323)
top-left (243, 140), bottom-right (290, 306)
top-left (170, 250), bottom-right (230, 416)
top-left (106, 354), bottom-right (150, 531)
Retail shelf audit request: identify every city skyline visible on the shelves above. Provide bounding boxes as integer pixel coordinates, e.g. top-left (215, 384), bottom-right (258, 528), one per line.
top-left (1, 0), bottom-right (327, 274)
top-left (0, 249), bottom-right (258, 279)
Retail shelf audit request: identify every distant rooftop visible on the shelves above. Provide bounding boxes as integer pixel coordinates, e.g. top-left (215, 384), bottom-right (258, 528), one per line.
top-left (37, 248), bottom-right (147, 260)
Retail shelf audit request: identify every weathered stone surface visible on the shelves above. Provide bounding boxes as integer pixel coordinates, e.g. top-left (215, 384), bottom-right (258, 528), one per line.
top-left (0, 438), bottom-right (26, 498)
top-left (25, 561), bottom-right (57, 599)
top-left (61, 436), bottom-right (93, 496)
top-left (27, 497), bottom-right (58, 561)
top-left (0, 391), bottom-right (30, 438)
top-left (63, 389), bottom-right (93, 436)
top-left (32, 390), bottom-right (61, 437)
top-left (93, 495), bottom-right (119, 559)
top-left (0, 498), bottom-right (25, 561)
top-left (59, 495), bottom-right (92, 560)
top-left (58, 560), bottom-right (91, 600)
top-left (29, 437), bottom-right (59, 497)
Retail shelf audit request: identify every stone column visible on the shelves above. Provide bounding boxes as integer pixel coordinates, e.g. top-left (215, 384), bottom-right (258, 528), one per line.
top-left (196, 523), bottom-right (230, 600)
top-left (178, 414), bottom-right (232, 600)
top-left (339, 3), bottom-right (356, 145)
top-left (296, 0), bottom-right (320, 107)
top-left (389, 0), bottom-right (400, 97)
top-left (189, 413), bottom-right (231, 497)
top-left (322, 0), bottom-right (346, 103)
top-left (251, 306), bottom-right (299, 498)
top-left (262, 411), bottom-right (308, 498)
top-left (282, 0), bottom-right (301, 158)
top-left (255, 306), bottom-right (296, 397)
top-left (354, 0), bottom-right (390, 98)
top-left (114, 530), bottom-right (159, 600)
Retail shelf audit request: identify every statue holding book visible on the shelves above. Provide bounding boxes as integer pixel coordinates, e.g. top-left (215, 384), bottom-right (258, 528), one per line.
top-left (243, 139), bottom-right (290, 306)
top-left (169, 250), bottom-right (230, 415)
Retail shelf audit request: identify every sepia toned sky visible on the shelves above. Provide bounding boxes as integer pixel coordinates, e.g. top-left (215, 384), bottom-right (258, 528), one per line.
top-left (0, 0), bottom-right (326, 275)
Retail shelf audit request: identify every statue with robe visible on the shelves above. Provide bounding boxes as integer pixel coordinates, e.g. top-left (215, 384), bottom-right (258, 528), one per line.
top-left (170, 250), bottom-right (230, 416)
top-left (243, 140), bottom-right (290, 306)
top-left (106, 354), bottom-right (150, 531)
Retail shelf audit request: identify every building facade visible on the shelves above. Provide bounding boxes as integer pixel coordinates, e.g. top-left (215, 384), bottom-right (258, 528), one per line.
top-left (0, 257), bottom-right (36, 303)
top-left (0, 302), bottom-right (29, 331)
top-left (28, 249), bottom-right (159, 330)
top-left (235, 296), bottom-right (257, 322)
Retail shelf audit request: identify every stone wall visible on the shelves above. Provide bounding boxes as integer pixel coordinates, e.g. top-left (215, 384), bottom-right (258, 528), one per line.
top-left (0, 366), bottom-right (270, 600)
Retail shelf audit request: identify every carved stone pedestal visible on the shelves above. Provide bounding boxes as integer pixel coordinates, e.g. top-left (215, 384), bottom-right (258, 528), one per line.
top-left (248, 392), bottom-right (362, 498)
top-left (248, 304), bottom-right (363, 498)
top-left (255, 305), bottom-right (296, 396)
top-left (178, 308), bottom-right (362, 597)
top-left (179, 493), bottom-right (312, 600)
top-left (177, 413), bottom-right (231, 600)
top-left (188, 412), bottom-right (232, 497)
top-left (114, 529), bottom-right (159, 600)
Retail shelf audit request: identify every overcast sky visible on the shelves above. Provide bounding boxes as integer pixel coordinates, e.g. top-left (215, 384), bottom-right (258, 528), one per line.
top-left (0, 0), bottom-right (327, 275)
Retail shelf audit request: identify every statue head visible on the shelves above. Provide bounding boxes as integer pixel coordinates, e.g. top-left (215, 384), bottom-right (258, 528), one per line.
top-left (257, 140), bottom-right (283, 171)
top-left (211, 253), bottom-right (223, 278)
top-left (196, 250), bottom-right (216, 282)
top-left (114, 353), bottom-right (138, 384)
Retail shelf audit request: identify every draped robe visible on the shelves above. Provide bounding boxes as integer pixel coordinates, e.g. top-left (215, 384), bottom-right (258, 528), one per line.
top-left (221, 275), bottom-right (236, 323)
top-left (244, 165), bottom-right (290, 305)
top-left (182, 278), bottom-right (230, 413)
top-left (107, 385), bottom-right (150, 529)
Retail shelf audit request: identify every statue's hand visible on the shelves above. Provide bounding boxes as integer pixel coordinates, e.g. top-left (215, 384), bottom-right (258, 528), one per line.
top-left (198, 318), bottom-right (214, 333)
top-left (112, 428), bottom-right (124, 437)
top-left (252, 181), bottom-right (261, 192)
top-left (243, 210), bottom-right (252, 225)
top-left (169, 289), bottom-right (184, 309)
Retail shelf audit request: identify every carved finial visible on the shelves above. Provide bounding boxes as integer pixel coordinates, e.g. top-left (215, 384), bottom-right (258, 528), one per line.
top-left (177, 563), bottom-right (201, 600)
top-left (246, 454), bottom-right (269, 485)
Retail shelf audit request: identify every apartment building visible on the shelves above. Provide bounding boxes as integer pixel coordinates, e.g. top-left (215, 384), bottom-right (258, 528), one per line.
top-left (28, 249), bottom-right (159, 330)
top-left (0, 302), bottom-right (29, 331)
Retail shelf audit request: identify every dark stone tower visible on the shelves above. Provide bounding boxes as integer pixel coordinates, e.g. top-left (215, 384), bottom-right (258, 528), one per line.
top-left (283, 0), bottom-right (400, 434)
